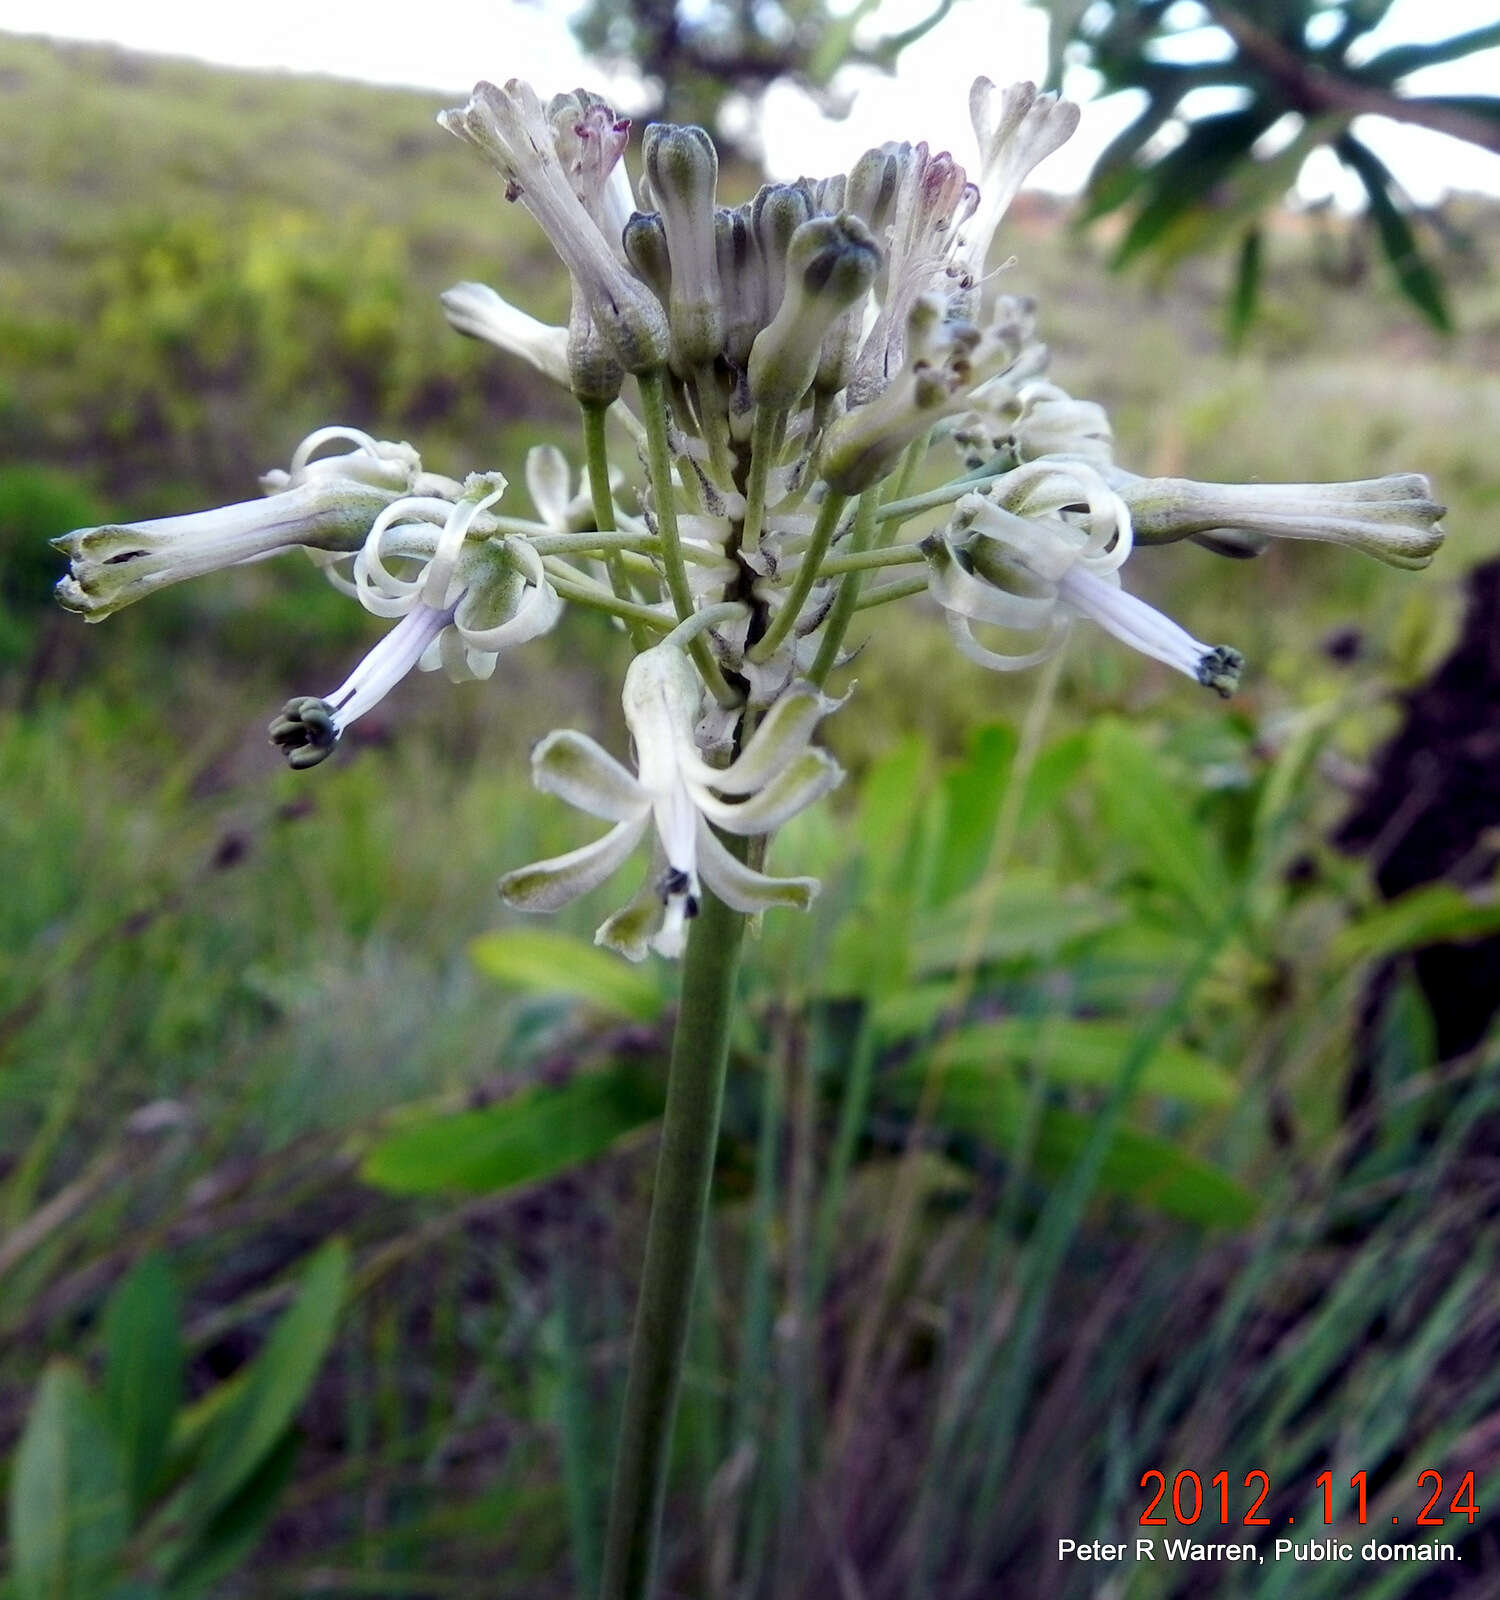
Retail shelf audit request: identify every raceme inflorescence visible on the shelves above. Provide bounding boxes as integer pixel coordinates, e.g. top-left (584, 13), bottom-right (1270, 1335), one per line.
top-left (54, 75), bottom-right (1446, 960)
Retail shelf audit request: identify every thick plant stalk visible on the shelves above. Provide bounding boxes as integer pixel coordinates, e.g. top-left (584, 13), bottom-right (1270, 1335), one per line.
top-left (599, 871), bottom-right (749, 1600)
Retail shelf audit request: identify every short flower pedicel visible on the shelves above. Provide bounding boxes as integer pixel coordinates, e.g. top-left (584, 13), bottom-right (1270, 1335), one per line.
top-left (54, 72), bottom-right (1447, 955)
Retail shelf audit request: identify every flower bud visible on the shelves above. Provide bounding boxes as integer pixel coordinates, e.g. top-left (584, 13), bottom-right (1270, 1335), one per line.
top-left (623, 211), bottom-right (673, 305)
top-left (441, 282), bottom-right (571, 390)
top-left (844, 145), bottom-right (904, 239)
top-left (748, 215), bottom-right (880, 410)
top-left (751, 183), bottom-right (813, 334)
top-left (642, 123), bottom-right (723, 369)
top-left (567, 292), bottom-right (625, 406)
top-left (715, 205), bottom-right (763, 370)
top-left (1112, 471), bottom-right (1446, 568)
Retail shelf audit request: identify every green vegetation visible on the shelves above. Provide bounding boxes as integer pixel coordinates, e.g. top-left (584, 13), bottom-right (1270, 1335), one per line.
top-left (3, 30), bottom-right (1500, 1598)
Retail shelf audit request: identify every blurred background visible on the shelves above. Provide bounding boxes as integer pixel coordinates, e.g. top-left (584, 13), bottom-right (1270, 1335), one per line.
top-left (3, 1), bottom-right (1500, 1595)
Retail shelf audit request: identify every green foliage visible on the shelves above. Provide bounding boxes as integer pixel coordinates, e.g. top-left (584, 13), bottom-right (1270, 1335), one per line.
top-left (10, 1365), bottom-right (129, 1600)
top-left (470, 929), bottom-right (666, 1022)
top-left (1050, 0), bottom-right (1499, 335)
top-left (6, 1247), bottom-right (345, 1600)
top-left (0, 469), bottom-right (104, 665)
top-left (361, 1069), bottom-right (665, 1196)
top-left (102, 1255), bottom-right (182, 1515)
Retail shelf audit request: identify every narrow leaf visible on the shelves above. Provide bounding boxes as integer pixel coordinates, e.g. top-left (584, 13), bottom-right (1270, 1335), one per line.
top-left (886, 1067), bottom-right (1255, 1226)
top-left (909, 875), bottom-right (1118, 977)
top-left (361, 1068), bottom-right (663, 1196)
top-left (181, 1240), bottom-right (346, 1532)
top-left (1089, 719), bottom-right (1231, 923)
top-left (1332, 883), bottom-right (1500, 965)
top-left (1360, 23), bottom-right (1500, 84)
top-left (1113, 109), bottom-right (1280, 270)
top-left (927, 724), bottom-right (1016, 907)
top-left (1337, 135), bottom-right (1452, 331)
top-left (936, 1018), bottom-right (1237, 1106)
top-left (164, 1432), bottom-right (301, 1598)
top-left (103, 1253), bottom-right (182, 1514)
top-left (470, 929), bottom-right (663, 1021)
top-left (1226, 226), bottom-right (1262, 350)
top-left (11, 1361), bottom-right (129, 1600)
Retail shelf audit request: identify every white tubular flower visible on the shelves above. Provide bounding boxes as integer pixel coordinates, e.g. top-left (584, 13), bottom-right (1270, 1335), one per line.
top-left (825, 294), bottom-right (1030, 494)
top-left (1011, 382), bottom-right (1114, 467)
top-left (439, 80), bottom-right (668, 372)
top-left (440, 282), bottom-right (571, 389)
top-left (927, 467), bottom-right (1243, 696)
top-left (850, 143), bottom-right (977, 395)
top-left (54, 428), bottom-right (423, 621)
top-left (500, 642), bottom-right (841, 960)
top-left (269, 477), bottom-right (562, 768)
top-left (548, 89), bottom-right (637, 244)
top-left (1109, 470), bottom-right (1447, 569)
top-left (525, 443), bottom-right (605, 534)
top-left (269, 602), bottom-right (454, 768)
top-left (959, 79), bottom-right (1080, 276)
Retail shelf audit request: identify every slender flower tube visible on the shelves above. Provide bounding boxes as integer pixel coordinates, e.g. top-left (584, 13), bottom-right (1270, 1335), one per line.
top-left (269, 603), bottom-right (454, 768)
top-left (1110, 470), bottom-right (1447, 568)
top-left (54, 429), bottom-right (423, 620)
top-left (439, 80), bottom-right (668, 373)
top-left (500, 641), bottom-right (841, 959)
top-left (269, 479), bottom-right (562, 767)
top-left (926, 467), bottom-right (1243, 694)
top-left (440, 282), bottom-right (572, 389)
top-left (959, 79), bottom-right (1081, 275)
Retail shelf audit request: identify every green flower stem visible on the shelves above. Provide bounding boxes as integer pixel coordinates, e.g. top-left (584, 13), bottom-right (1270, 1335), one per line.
top-left (582, 404), bottom-right (650, 651)
top-left (660, 600), bottom-right (748, 653)
top-left (851, 573), bottom-right (927, 611)
top-left (530, 532), bottom-right (724, 567)
top-left (746, 487), bottom-right (850, 665)
top-left (740, 403), bottom-right (787, 556)
top-left (811, 541), bottom-right (924, 577)
top-left (545, 574), bottom-right (674, 633)
top-left (689, 368), bottom-right (736, 486)
top-left (806, 431), bottom-right (929, 680)
top-left (874, 472), bottom-right (1004, 529)
top-left (531, 531), bottom-right (648, 557)
top-left (808, 489), bottom-right (880, 684)
top-left (636, 369), bottom-right (739, 708)
top-left (599, 869), bottom-right (750, 1600)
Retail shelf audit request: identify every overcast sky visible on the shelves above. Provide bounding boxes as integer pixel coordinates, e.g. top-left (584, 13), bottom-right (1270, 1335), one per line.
top-left (2, 0), bottom-right (1497, 206)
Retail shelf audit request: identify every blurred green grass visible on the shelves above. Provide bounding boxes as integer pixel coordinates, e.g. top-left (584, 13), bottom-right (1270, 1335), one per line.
top-left (3, 29), bottom-right (1500, 1599)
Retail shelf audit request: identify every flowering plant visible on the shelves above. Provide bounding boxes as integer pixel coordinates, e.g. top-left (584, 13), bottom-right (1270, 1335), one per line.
top-left (53, 71), bottom-right (1443, 1599)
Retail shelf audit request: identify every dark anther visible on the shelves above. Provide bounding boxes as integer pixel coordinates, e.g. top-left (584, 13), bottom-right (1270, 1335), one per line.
top-left (268, 696), bottom-right (339, 769)
top-left (659, 866), bottom-right (692, 902)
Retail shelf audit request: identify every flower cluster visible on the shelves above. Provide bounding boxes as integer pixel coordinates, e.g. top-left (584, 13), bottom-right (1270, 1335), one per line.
top-left (53, 73), bottom-right (1446, 958)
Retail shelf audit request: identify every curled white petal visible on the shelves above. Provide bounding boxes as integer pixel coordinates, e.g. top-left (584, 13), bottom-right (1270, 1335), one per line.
top-left (696, 749), bottom-right (844, 835)
top-left (499, 815), bottom-right (651, 912)
top-left (531, 730), bottom-right (648, 822)
top-left (327, 602), bottom-right (453, 735)
top-left (695, 817), bottom-right (819, 914)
